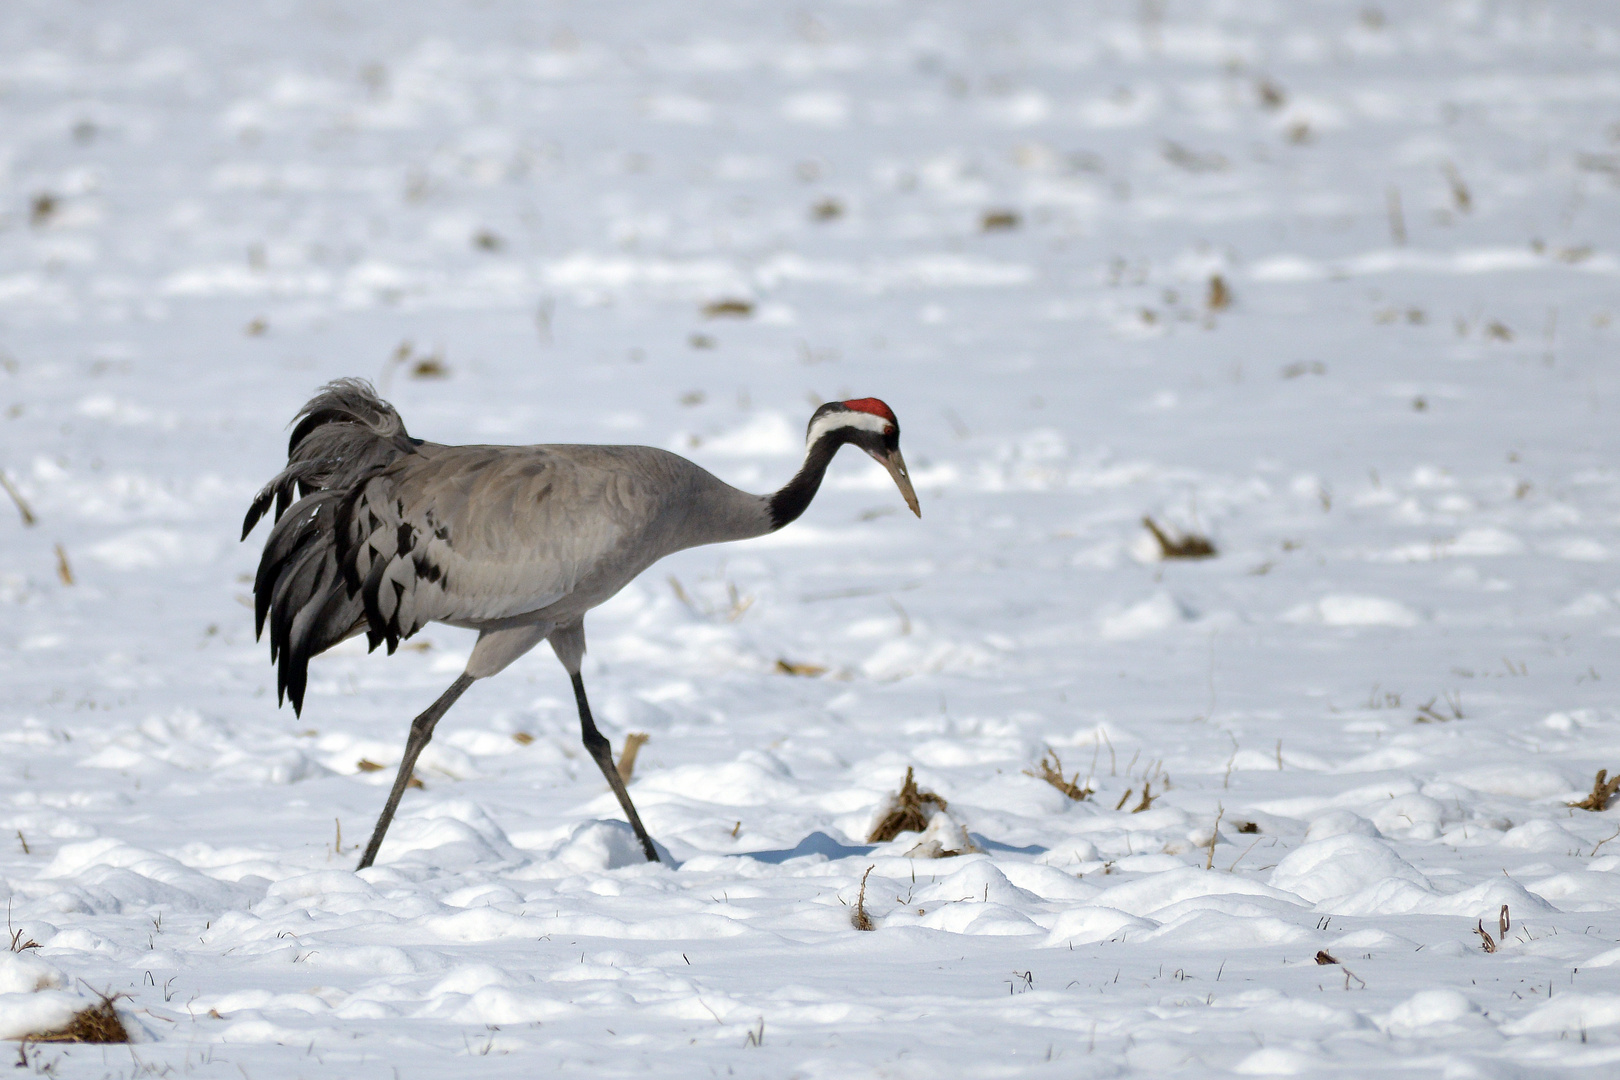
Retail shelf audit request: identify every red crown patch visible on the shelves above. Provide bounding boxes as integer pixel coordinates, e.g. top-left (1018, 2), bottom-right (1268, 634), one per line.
top-left (841, 398), bottom-right (897, 424)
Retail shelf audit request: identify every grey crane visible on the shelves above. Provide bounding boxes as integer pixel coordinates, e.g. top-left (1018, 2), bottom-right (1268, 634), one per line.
top-left (242, 380), bottom-right (919, 870)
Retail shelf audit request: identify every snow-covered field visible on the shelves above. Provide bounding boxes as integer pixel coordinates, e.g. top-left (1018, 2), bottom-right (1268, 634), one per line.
top-left (2, 0), bottom-right (1620, 1074)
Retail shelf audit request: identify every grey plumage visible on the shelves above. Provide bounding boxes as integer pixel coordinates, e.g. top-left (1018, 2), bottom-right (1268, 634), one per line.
top-left (244, 379), bottom-right (919, 868)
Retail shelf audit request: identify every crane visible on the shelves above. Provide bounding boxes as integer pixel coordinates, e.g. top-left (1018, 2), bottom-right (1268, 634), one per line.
top-left (242, 380), bottom-right (920, 870)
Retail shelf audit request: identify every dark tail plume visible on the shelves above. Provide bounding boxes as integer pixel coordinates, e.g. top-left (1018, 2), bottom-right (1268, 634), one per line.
top-left (244, 380), bottom-right (420, 713)
top-left (242, 378), bottom-right (418, 540)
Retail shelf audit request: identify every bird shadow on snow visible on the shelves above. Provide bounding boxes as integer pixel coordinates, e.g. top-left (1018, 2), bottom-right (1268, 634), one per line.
top-left (738, 831), bottom-right (1045, 864)
top-left (969, 834), bottom-right (1046, 856)
top-left (743, 831), bottom-right (875, 864)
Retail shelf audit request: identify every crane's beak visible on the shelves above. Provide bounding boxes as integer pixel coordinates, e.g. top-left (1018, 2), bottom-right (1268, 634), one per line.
top-left (876, 448), bottom-right (921, 518)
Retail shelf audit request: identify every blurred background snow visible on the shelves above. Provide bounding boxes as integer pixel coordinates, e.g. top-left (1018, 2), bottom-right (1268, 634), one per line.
top-left (2, 0), bottom-right (1620, 1075)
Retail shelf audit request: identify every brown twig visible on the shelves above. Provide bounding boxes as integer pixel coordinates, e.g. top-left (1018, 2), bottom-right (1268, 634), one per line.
top-left (1204, 806), bottom-right (1224, 870)
top-left (0, 471), bottom-right (35, 526)
top-left (616, 733), bottom-right (650, 783)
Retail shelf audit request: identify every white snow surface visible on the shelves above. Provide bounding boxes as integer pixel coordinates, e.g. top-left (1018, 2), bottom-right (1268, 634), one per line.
top-left (2, 0), bottom-right (1620, 1075)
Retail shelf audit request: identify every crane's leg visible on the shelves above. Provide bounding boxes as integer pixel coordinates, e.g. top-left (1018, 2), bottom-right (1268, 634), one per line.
top-left (570, 671), bottom-right (661, 863)
top-left (355, 673), bottom-right (474, 871)
top-left (548, 620), bottom-right (660, 862)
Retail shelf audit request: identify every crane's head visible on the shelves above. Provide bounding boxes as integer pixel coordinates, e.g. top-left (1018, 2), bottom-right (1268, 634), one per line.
top-left (806, 398), bottom-right (921, 517)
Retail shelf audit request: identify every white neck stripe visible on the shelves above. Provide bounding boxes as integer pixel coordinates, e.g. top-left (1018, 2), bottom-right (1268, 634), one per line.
top-left (806, 410), bottom-right (891, 445)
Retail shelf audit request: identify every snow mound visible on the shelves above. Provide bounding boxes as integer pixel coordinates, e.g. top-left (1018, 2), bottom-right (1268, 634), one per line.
top-left (1267, 835), bottom-right (1428, 905)
top-left (0, 991), bottom-right (86, 1041)
top-left (1283, 595), bottom-right (1420, 627)
top-left (1386, 989), bottom-right (1477, 1035)
top-left (1099, 592), bottom-right (1194, 640)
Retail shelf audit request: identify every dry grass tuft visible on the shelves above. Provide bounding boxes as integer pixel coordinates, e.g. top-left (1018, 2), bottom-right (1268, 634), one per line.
top-left (1474, 920), bottom-right (1498, 953)
top-left (616, 733), bottom-right (650, 783)
top-left (1131, 782), bottom-right (1159, 814)
top-left (1570, 769), bottom-right (1620, 811)
top-left (1024, 749), bottom-right (1092, 801)
top-left (867, 767), bottom-right (947, 842)
top-left (1142, 517), bottom-right (1216, 560)
top-left (851, 866), bottom-right (875, 931)
top-left (775, 659), bottom-right (827, 677)
top-left (24, 993), bottom-right (129, 1044)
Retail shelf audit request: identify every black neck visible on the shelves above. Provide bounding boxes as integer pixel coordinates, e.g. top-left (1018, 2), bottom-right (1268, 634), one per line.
top-left (767, 434), bottom-right (843, 530)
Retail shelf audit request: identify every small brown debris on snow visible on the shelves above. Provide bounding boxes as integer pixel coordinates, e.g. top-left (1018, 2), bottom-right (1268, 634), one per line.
top-left (702, 298), bottom-right (754, 318)
top-left (29, 193), bottom-right (58, 228)
top-left (409, 356), bottom-right (448, 379)
top-left (811, 197), bottom-right (843, 221)
top-left (1207, 274), bottom-right (1232, 311)
top-left (1314, 950), bottom-right (1339, 965)
top-left (775, 659), bottom-right (827, 677)
top-left (1142, 517), bottom-right (1217, 560)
